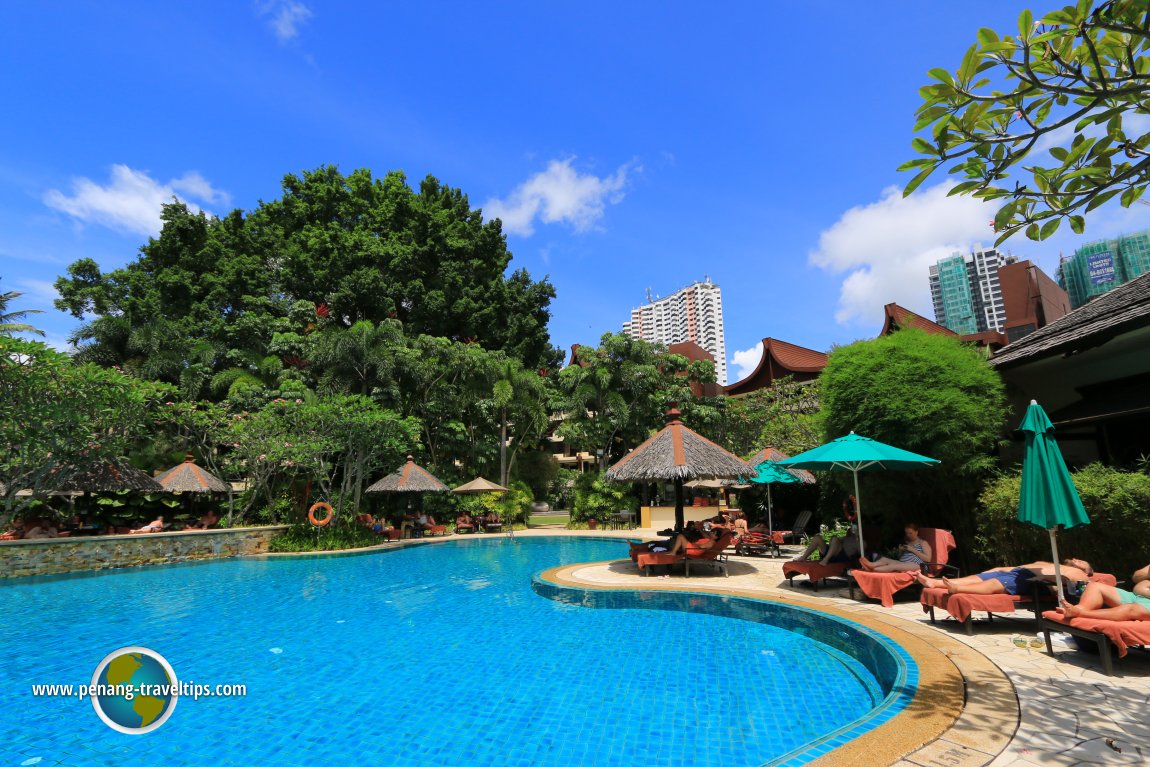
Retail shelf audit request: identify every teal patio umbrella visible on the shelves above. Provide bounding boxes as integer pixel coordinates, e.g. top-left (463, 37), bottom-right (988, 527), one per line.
top-left (749, 459), bottom-right (806, 535)
top-left (778, 433), bottom-right (939, 557)
top-left (1017, 400), bottom-right (1090, 601)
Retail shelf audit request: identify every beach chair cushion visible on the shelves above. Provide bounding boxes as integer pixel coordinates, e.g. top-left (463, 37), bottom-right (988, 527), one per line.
top-left (1041, 611), bottom-right (1150, 658)
top-left (782, 559), bottom-right (849, 584)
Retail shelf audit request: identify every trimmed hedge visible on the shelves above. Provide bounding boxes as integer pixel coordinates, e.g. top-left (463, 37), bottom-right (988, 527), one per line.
top-left (976, 464), bottom-right (1150, 579)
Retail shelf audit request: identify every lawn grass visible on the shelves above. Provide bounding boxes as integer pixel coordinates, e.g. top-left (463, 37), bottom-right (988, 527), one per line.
top-left (528, 513), bottom-right (570, 527)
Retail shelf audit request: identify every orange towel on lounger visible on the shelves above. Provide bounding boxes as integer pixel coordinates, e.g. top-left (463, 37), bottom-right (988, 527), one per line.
top-left (852, 571), bottom-right (916, 608)
top-left (920, 588), bottom-right (1027, 623)
top-left (782, 560), bottom-right (848, 583)
top-left (1042, 611), bottom-right (1150, 658)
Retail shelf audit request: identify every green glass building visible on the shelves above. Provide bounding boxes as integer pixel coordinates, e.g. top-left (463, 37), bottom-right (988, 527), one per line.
top-left (1059, 231), bottom-right (1150, 308)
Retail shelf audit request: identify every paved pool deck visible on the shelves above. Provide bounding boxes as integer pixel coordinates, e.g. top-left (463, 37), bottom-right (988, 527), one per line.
top-left (508, 529), bottom-right (1150, 767)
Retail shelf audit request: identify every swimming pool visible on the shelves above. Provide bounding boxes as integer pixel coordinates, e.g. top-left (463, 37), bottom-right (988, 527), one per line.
top-left (0, 536), bottom-right (916, 767)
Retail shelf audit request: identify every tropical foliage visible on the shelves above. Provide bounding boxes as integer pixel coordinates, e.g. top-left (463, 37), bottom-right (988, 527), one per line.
top-left (977, 463), bottom-right (1150, 576)
top-left (0, 279), bottom-right (44, 337)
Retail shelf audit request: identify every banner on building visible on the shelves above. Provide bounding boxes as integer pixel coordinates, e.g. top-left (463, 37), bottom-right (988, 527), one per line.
top-left (1087, 251), bottom-right (1116, 285)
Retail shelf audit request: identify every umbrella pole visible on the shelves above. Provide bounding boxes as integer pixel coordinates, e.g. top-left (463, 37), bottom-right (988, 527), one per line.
top-left (766, 485), bottom-right (773, 534)
top-left (1049, 529), bottom-right (1065, 606)
top-left (852, 470), bottom-right (864, 562)
top-left (674, 478), bottom-right (685, 531)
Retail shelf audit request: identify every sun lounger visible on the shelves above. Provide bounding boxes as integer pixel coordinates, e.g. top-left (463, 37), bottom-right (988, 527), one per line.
top-left (849, 528), bottom-right (957, 607)
top-left (782, 559), bottom-right (850, 590)
top-left (484, 518), bottom-right (503, 533)
top-left (384, 528), bottom-right (403, 541)
top-left (1039, 610), bottom-right (1150, 676)
top-left (424, 524), bottom-right (448, 536)
top-left (774, 510), bottom-right (812, 545)
top-left (636, 533), bottom-right (734, 577)
top-left (922, 572), bottom-right (1117, 634)
top-left (734, 530), bottom-right (783, 558)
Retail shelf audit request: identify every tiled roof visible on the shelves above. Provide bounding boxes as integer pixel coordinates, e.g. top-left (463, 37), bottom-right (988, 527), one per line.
top-left (724, 338), bottom-right (827, 394)
top-left (880, 303), bottom-right (958, 337)
top-left (992, 271), bottom-right (1150, 368)
top-left (764, 338), bottom-right (829, 372)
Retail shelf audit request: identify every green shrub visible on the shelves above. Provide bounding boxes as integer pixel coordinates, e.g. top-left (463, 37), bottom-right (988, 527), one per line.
top-left (269, 522), bottom-right (382, 552)
top-left (572, 472), bottom-right (632, 523)
top-left (976, 464), bottom-right (1150, 577)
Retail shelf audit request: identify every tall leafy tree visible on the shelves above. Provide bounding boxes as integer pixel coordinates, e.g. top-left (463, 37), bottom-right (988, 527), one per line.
top-left (0, 336), bottom-right (172, 522)
top-left (53, 167), bottom-right (563, 391)
top-left (904, 1), bottom-right (1150, 242)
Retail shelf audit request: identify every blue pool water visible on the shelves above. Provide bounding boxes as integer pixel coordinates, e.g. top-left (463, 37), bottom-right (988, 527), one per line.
top-left (0, 537), bottom-right (915, 767)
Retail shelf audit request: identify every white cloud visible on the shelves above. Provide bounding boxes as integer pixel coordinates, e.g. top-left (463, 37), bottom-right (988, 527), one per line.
top-left (485, 158), bottom-right (637, 237)
top-left (809, 182), bottom-right (996, 326)
top-left (43, 165), bottom-right (228, 237)
top-left (12, 279), bottom-right (59, 308)
top-left (730, 344), bottom-right (763, 384)
top-left (258, 1), bottom-right (312, 42)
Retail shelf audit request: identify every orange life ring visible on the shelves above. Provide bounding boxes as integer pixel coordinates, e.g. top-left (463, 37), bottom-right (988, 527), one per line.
top-left (308, 502), bottom-right (334, 527)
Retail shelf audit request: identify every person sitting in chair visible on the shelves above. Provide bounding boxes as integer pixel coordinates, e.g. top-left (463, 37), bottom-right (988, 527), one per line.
top-left (917, 559), bottom-right (1093, 596)
top-left (23, 518), bottom-right (58, 539)
top-left (455, 512), bottom-right (474, 533)
top-left (858, 522), bottom-right (931, 573)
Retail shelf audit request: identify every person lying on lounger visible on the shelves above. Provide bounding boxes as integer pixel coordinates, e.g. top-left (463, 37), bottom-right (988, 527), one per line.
top-left (857, 522), bottom-right (931, 573)
top-left (132, 516), bottom-right (165, 533)
top-left (1058, 576), bottom-right (1150, 622)
top-left (917, 559), bottom-right (1093, 595)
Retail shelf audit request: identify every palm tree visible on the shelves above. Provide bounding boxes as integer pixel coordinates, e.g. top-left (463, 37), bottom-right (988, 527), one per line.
top-left (0, 280), bottom-right (45, 336)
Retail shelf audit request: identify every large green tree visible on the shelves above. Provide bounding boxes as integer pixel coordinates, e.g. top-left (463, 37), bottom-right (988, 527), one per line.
top-left (0, 336), bottom-right (172, 522)
top-left (54, 167), bottom-right (562, 386)
top-left (818, 329), bottom-right (1008, 554)
top-left (904, 1), bottom-right (1150, 242)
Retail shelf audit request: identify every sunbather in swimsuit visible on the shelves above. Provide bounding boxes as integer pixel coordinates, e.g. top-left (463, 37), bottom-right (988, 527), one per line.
top-left (918, 559), bottom-right (1093, 596)
top-left (1059, 574), bottom-right (1150, 622)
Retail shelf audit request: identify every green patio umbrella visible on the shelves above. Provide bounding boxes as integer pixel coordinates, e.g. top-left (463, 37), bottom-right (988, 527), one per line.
top-left (749, 459), bottom-right (806, 535)
top-left (1017, 400), bottom-right (1090, 601)
top-left (778, 433), bottom-right (939, 558)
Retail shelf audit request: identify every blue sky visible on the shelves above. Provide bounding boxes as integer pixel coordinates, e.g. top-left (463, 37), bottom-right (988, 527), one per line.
top-left (2, 2), bottom-right (1146, 384)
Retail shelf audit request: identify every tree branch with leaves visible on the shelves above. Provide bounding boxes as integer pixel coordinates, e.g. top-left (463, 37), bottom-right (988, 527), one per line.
top-left (903, 0), bottom-right (1150, 243)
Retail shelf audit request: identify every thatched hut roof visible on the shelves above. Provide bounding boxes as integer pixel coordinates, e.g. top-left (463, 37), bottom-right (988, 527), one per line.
top-left (605, 409), bottom-right (756, 482)
top-left (156, 455), bottom-right (229, 493)
top-left (55, 457), bottom-right (164, 493)
top-left (452, 476), bottom-right (509, 494)
top-left (747, 447), bottom-right (817, 484)
top-left (367, 456), bottom-right (450, 494)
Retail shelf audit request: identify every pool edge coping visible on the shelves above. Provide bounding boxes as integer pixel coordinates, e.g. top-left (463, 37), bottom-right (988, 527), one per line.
top-left (539, 560), bottom-right (1020, 767)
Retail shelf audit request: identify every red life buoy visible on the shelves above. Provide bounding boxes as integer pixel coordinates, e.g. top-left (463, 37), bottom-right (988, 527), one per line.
top-left (308, 502), bottom-right (334, 527)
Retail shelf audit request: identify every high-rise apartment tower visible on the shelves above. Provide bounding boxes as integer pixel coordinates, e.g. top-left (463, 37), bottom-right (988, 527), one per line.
top-left (928, 248), bottom-right (1010, 334)
top-left (623, 278), bottom-right (728, 384)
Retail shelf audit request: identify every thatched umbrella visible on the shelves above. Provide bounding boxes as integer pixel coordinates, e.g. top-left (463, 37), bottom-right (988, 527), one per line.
top-left (367, 456), bottom-right (451, 494)
top-left (157, 454), bottom-right (229, 493)
top-left (56, 457), bottom-right (163, 494)
top-left (367, 455), bottom-right (450, 519)
top-left (156, 454), bottom-right (230, 526)
top-left (605, 407), bottom-right (756, 530)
